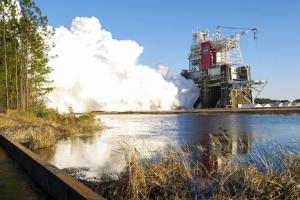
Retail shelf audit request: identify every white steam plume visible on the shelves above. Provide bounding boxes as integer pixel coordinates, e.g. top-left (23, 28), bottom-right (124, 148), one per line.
top-left (47, 17), bottom-right (198, 112)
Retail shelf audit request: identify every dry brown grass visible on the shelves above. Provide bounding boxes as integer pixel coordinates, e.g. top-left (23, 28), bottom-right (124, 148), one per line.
top-left (0, 110), bottom-right (103, 150)
top-left (92, 137), bottom-right (300, 200)
top-left (95, 146), bottom-right (196, 200)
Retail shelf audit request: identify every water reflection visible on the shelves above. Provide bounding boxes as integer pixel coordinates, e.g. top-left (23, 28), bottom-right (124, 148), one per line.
top-left (195, 132), bottom-right (252, 172)
top-left (37, 115), bottom-right (176, 177)
top-left (36, 114), bottom-right (300, 178)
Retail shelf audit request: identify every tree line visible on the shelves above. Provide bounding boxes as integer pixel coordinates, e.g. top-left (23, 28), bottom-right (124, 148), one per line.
top-left (0, 0), bottom-right (53, 111)
top-left (254, 98), bottom-right (300, 104)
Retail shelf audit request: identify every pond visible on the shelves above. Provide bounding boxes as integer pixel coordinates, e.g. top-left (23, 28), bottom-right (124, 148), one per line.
top-left (37, 114), bottom-right (300, 179)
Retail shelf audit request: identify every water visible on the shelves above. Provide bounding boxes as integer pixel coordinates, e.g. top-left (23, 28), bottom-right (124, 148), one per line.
top-left (37, 113), bottom-right (300, 179)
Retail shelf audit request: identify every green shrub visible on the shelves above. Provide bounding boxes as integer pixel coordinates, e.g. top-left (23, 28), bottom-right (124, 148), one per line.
top-left (76, 114), bottom-right (100, 132)
top-left (36, 108), bottom-right (61, 122)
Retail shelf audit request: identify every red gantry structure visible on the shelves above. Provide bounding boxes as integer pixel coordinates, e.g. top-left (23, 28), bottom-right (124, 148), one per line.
top-left (181, 26), bottom-right (267, 108)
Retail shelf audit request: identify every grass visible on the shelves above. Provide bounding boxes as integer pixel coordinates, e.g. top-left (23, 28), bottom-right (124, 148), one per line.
top-left (87, 135), bottom-right (300, 200)
top-left (0, 109), bottom-right (103, 150)
top-left (36, 109), bottom-right (102, 134)
top-left (100, 147), bottom-right (194, 200)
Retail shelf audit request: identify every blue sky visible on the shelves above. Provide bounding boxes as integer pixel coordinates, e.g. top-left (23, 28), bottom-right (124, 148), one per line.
top-left (36, 0), bottom-right (300, 100)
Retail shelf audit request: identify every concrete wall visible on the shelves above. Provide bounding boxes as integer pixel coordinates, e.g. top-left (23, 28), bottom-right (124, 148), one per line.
top-left (0, 134), bottom-right (104, 200)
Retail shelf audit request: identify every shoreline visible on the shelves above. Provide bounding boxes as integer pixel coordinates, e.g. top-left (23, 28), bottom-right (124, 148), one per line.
top-left (0, 110), bottom-right (102, 150)
top-left (91, 107), bottom-right (300, 115)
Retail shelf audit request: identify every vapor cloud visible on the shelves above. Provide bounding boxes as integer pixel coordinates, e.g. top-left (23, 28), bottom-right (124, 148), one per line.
top-left (47, 17), bottom-right (198, 112)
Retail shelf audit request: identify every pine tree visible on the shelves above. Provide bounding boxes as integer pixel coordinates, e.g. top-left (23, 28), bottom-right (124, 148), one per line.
top-left (0, 0), bottom-right (54, 111)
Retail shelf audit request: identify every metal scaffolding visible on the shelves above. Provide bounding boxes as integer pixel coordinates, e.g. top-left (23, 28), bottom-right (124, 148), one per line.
top-left (182, 26), bottom-right (266, 108)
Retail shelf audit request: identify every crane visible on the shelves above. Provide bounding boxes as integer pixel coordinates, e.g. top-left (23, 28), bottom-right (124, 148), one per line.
top-left (215, 26), bottom-right (257, 41)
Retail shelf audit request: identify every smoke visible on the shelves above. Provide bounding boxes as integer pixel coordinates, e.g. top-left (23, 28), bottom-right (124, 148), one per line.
top-left (155, 64), bottom-right (199, 109)
top-left (47, 17), bottom-right (198, 112)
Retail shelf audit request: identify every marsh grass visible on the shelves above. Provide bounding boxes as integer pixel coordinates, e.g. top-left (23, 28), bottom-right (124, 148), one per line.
top-left (94, 146), bottom-right (195, 200)
top-left (92, 135), bottom-right (300, 200)
top-left (0, 110), bottom-right (103, 149)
